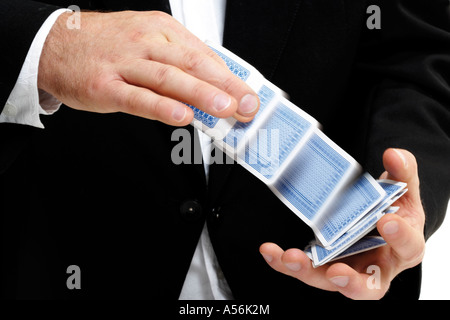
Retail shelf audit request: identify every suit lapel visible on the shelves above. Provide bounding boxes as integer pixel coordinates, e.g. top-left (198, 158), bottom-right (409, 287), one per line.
top-left (208, 0), bottom-right (301, 203)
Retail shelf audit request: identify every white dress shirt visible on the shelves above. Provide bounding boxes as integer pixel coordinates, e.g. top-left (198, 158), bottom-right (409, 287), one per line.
top-left (1, 1), bottom-right (232, 300)
top-left (0, 8), bottom-right (69, 128)
top-left (171, 0), bottom-right (234, 300)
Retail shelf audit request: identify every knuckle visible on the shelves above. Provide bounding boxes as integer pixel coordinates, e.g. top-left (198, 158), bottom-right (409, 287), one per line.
top-left (206, 49), bottom-right (228, 67)
top-left (123, 90), bottom-right (160, 120)
top-left (399, 238), bottom-right (425, 269)
top-left (403, 250), bottom-right (425, 270)
top-left (148, 10), bottom-right (172, 23)
top-left (147, 11), bottom-right (176, 32)
top-left (205, 48), bottom-right (219, 60)
top-left (182, 50), bottom-right (205, 72)
top-left (86, 73), bottom-right (107, 101)
top-left (219, 75), bottom-right (239, 94)
top-left (147, 96), bottom-right (167, 121)
top-left (123, 90), bottom-right (142, 115)
top-left (190, 81), bottom-right (208, 103)
top-left (128, 29), bottom-right (145, 43)
top-left (153, 64), bottom-right (176, 88)
top-left (410, 240), bottom-right (426, 265)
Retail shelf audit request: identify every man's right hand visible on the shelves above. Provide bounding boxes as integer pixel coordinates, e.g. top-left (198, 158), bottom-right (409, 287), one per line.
top-left (38, 10), bottom-right (259, 126)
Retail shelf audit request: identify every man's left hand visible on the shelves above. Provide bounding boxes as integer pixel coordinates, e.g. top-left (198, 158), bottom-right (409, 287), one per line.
top-left (260, 148), bottom-right (426, 300)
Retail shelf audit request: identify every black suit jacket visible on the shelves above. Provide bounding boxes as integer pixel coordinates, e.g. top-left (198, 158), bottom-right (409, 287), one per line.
top-left (1, 0), bottom-right (449, 300)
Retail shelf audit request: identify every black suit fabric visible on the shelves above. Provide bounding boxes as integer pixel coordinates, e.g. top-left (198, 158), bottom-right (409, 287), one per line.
top-left (1, 0), bottom-right (450, 299)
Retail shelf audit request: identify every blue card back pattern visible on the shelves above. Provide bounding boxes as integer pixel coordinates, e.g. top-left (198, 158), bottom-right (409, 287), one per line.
top-left (244, 100), bottom-right (312, 179)
top-left (273, 132), bottom-right (351, 222)
top-left (209, 46), bottom-right (251, 81)
top-left (188, 104), bottom-right (220, 128)
top-left (318, 174), bottom-right (383, 243)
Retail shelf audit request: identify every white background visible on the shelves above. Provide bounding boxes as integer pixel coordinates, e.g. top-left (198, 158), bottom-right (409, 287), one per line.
top-left (420, 199), bottom-right (450, 300)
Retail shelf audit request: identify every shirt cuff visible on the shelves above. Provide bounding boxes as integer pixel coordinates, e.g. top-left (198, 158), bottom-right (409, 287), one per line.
top-left (0, 8), bottom-right (70, 129)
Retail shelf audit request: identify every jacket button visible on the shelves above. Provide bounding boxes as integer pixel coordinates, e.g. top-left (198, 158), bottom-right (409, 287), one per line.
top-left (212, 206), bottom-right (221, 219)
top-left (179, 200), bottom-right (203, 222)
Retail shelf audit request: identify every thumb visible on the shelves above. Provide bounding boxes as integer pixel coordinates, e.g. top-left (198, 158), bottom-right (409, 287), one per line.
top-left (382, 148), bottom-right (422, 209)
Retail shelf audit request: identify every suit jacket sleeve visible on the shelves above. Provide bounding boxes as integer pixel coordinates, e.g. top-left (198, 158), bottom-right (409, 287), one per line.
top-left (0, 1), bottom-right (61, 175)
top-left (0, 1), bottom-right (60, 113)
top-left (360, 0), bottom-right (450, 239)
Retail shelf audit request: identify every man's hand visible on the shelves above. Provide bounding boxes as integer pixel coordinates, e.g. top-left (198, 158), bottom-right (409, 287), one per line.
top-left (260, 148), bottom-right (426, 300)
top-left (38, 11), bottom-right (259, 126)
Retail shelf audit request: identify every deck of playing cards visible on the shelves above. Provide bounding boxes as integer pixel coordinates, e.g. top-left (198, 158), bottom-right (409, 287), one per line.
top-left (187, 42), bottom-right (408, 267)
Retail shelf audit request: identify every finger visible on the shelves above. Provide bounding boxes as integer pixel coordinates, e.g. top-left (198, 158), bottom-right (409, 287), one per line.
top-left (108, 80), bottom-right (193, 126)
top-left (378, 171), bottom-right (389, 180)
top-left (121, 59), bottom-right (238, 119)
top-left (326, 263), bottom-right (388, 300)
top-left (382, 148), bottom-right (425, 229)
top-left (161, 25), bottom-right (230, 69)
top-left (377, 214), bottom-right (426, 270)
top-left (146, 41), bottom-right (260, 118)
top-left (259, 243), bottom-right (336, 292)
top-left (382, 148), bottom-right (421, 208)
top-left (232, 111), bottom-right (256, 123)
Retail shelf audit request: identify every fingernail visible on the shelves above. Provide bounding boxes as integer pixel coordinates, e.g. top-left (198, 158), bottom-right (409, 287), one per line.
top-left (330, 276), bottom-right (349, 288)
top-left (285, 262), bottom-right (302, 272)
top-left (393, 148), bottom-right (407, 169)
top-left (213, 93), bottom-right (231, 112)
top-left (238, 94), bottom-right (258, 115)
top-left (172, 106), bottom-right (187, 122)
top-left (383, 220), bottom-right (399, 235)
top-left (261, 253), bottom-right (273, 263)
